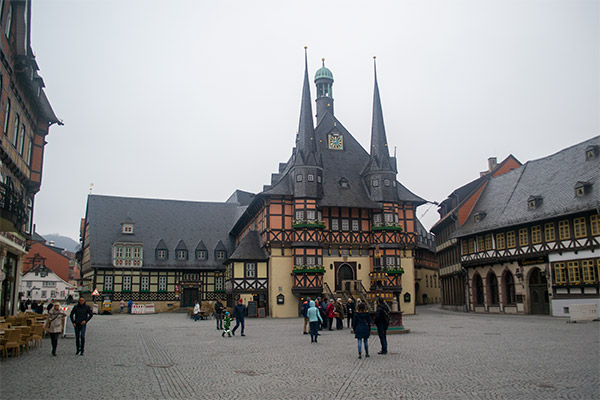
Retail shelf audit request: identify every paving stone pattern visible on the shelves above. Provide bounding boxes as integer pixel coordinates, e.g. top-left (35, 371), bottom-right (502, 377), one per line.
top-left (1, 305), bottom-right (598, 399)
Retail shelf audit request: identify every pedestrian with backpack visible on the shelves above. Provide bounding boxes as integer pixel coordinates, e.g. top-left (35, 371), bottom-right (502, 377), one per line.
top-left (374, 297), bottom-right (389, 355)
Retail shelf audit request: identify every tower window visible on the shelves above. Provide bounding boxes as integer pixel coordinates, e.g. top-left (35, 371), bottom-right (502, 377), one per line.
top-left (372, 179), bottom-right (379, 187)
top-left (296, 174), bottom-right (303, 182)
top-left (307, 174), bottom-right (314, 182)
top-left (384, 179), bottom-right (390, 187)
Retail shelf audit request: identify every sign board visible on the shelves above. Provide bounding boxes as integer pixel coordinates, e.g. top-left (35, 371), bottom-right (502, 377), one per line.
top-left (92, 304), bottom-right (99, 314)
top-left (62, 306), bottom-right (75, 338)
top-left (91, 288), bottom-right (100, 296)
top-left (248, 301), bottom-right (257, 317)
top-left (258, 307), bottom-right (266, 318)
top-left (145, 304), bottom-right (155, 313)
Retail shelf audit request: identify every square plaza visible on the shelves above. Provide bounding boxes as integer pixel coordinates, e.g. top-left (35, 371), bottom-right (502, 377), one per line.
top-left (1, 305), bottom-right (598, 399)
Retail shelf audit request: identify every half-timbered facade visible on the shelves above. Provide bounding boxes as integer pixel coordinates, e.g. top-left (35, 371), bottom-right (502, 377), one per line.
top-left (228, 53), bottom-right (429, 317)
top-left (453, 137), bottom-right (600, 317)
top-left (0, 0), bottom-right (60, 317)
top-left (79, 195), bottom-right (246, 312)
top-left (431, 156), bottom-right (522, 311)
top-left (79, 52), bottom-right (432, 317)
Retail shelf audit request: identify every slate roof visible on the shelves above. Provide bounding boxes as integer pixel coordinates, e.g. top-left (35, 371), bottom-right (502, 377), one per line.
top-left (85, 195), bottom-right (242, 270)
top-left (454, 136), bottom-right (600, 237)
top-left (262, 111), bottom-right (425, 207)
top-left (229, 231), bottom-right (269, 261)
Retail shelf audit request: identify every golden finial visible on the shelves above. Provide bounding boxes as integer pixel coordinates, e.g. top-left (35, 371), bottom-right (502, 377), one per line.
top-left (322, 57), bottom-right (325, 67)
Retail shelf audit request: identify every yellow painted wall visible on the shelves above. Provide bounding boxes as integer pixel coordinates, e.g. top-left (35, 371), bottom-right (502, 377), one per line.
top-left (400, 256), bottom-right (415, 315)
top-left (258, 262), bottom-right (267, 278)
top-left (234, 262), bottom-right (244, 278)
top-left (322, 256), bottom-right (371, 293)
top-left (269, 255), bottom-right (295, 318)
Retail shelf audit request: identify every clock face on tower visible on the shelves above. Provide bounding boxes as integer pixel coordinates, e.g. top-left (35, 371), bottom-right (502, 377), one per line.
top-left (328, 133), bottom-right (344, 150)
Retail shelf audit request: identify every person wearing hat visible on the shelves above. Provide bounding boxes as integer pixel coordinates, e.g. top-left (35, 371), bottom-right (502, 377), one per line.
top-left (232, 298), bottom-right (247, 336)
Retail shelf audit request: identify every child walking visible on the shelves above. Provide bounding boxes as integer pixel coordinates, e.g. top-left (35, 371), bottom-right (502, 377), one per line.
top-left (222, 311), bottom-right (233, 337)
top-left (352, 302), bottom-right (371, 359)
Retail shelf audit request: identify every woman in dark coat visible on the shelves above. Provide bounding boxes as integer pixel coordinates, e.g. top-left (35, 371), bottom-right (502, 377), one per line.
top-left (352, 302), bottom-right (371, 359)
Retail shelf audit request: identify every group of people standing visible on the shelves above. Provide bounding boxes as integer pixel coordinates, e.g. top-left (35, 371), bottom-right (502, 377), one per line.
top-left (303, 296), bottom-right (390, 358)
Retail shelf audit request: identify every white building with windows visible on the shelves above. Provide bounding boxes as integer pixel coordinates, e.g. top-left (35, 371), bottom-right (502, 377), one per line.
top-left (21, 265), bottom-right (77, 302)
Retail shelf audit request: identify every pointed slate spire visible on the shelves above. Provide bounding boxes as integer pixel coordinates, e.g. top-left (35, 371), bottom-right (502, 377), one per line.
top-left (295, 47), bottom-right (318, 166)
top-left (368, 57), bottom-right (393, 172)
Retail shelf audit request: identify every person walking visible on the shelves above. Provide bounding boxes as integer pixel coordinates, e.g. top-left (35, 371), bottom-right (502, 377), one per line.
top-left (69, 296), bottom-right (93, 356)
top-left (326, 299), bottom-right (335, 331)
top-left (302, 297), bottom-right (311, 335)
top-left (193, 301), bottom-right (201, 322)
top-left (307, 300), bottom-right (323, 343)
top-left (128, 299), bottom-right (133, 314)
top-left (221, 311), bottom-right (233, 337)
top-left (232, 298), bottom-right (246, 336)
top-left (346, 297), bottom-right (355, 329)
top-left (374, 297), bottom-right (390, 355)
top-left (120, 300), bottom-right (125, 313)
top-left (353, 302), bottom-right (371, 359)
top-left (46, 302), bottom-right (67, 356)
top-left (214, 299), bottom-right (224, 330)
top-left (335, 298), bottom-right (345, 330)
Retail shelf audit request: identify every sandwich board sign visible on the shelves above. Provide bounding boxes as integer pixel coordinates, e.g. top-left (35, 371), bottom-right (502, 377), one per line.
top-left (62, 306), bottom-right (75, 338)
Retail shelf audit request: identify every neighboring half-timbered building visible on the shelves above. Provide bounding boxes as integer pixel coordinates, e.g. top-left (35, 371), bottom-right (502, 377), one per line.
top-left (431, 155), bottom-right (522, 311)
top-left (79, 195), bottom-right (248, 312)
top-left (452, 137), bottom-right (600, 317)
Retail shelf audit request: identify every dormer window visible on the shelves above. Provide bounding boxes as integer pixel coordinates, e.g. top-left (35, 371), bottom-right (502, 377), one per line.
top-left (196, 250), bottom-right (207, 260)
top-left (372, 179), bottom-right (379, 187)
top-left (575, 181), bottom-right (592, 197)
top-left (528, 195), bottom-right (543, 210)
top-left (339, 178), bottom-right (349, 189)
top-left (156, 249), bottom-right (167, 260)
top-left (585, 145), bottom-right (599, 160)
top-left (176, 250), bottom-right (188, 260)
top-left (474, 212), bottom-right (486, 222)
top-left (216, 250), bottom-right (226, 260)
top-left (122, 223), bottom-right (134, 234)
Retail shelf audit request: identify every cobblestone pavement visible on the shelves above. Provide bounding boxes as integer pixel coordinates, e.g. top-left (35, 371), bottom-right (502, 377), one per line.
top-left (1, 305), bottom-right (598, 400)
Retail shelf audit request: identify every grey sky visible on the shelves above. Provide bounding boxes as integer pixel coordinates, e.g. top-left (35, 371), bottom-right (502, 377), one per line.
top-left (31, 0), bottom-right (599, 241)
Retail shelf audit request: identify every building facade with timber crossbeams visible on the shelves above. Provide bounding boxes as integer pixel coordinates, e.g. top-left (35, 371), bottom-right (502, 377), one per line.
top-left (79, 53), bottom-right (438, 316)
top-left (0, 0), bottom-right (61, 317)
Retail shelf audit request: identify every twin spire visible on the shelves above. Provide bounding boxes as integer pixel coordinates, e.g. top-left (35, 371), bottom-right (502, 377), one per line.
top-left (295, 49), bottom-right (394, 174)
top-left (295, 47), bottom-right (319, 167)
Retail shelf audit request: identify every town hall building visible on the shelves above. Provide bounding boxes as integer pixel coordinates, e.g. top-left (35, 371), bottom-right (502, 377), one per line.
top-left (79, 51), bottom-right (438, 316)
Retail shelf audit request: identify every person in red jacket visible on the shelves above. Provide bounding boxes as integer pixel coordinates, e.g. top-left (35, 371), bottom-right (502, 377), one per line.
top-left (326, 299), bottom-right (335, 331)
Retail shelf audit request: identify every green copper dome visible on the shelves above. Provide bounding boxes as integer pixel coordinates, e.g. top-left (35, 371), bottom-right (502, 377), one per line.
top-left (314, 59), bottom-right (334, 82)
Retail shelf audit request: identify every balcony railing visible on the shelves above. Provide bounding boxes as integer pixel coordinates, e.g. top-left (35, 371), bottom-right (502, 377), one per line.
top-left (0, 182), bottom-right (27, 231)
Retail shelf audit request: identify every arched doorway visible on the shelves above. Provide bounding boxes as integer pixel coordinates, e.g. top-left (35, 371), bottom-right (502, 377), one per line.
top-left (336, 263), bottom-right (355, 291)
top-left (474, 274), bottom-right (484, 306)
top-left (529, 267), bottom-right (549, 315)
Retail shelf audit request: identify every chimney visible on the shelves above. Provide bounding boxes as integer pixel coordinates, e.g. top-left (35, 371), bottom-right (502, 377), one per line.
top-left (488, 157), bottom-right (497, 171)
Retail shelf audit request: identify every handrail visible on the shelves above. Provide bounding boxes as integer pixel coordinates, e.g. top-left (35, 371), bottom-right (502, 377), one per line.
top-left (323, 282), bottom-right (335, 301)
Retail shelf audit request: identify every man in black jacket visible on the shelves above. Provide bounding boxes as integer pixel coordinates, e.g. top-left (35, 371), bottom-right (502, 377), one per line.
top-left (232, 298), bottom-right (246, 336)
top-left (374, 297), bottom-right (389, 355)
top-left (70, 296), bottom-right (93, 355)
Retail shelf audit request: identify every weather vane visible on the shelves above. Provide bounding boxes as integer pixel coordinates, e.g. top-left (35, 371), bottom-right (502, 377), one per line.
top-left (89, 183), bottom-right (94, 194)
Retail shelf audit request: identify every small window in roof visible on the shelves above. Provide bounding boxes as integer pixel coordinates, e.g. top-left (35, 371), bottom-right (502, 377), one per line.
top-left (122, 224), bottom-right (134, 234)
top-left (575, 182), bottom-right (592, 197)
top-left (474, 212), bottom-right (486, 223)
top-left (585, 145), bottom-right (599, 160)
top-left (528, 195), bottom-right (543, 210)
top-left (339, 178), bottom-right (349, 189)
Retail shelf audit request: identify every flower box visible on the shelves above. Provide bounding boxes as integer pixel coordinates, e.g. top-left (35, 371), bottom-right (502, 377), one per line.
top-left (372, 225), bottom-right (403, 232)
top-left (292, 266), bottom-right (326, 274)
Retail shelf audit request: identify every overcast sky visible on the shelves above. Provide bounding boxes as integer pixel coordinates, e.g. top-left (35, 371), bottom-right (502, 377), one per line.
top-left (30, 0), bottom-right (599, 241)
